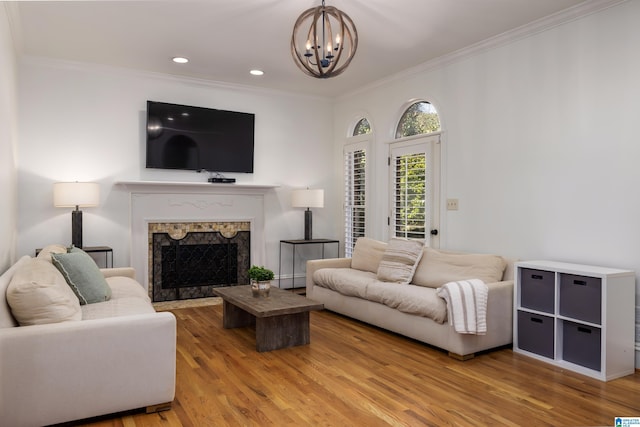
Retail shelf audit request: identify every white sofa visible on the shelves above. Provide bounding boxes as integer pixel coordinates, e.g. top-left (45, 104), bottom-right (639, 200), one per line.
top-left (0, 247), bottom-right (176, 427)
top-left (306, 238), bottom-right (515, 359)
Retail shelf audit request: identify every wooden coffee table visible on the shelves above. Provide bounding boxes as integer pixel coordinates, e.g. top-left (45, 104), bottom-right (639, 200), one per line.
top-left (212, 285), bottom-right (324, 352)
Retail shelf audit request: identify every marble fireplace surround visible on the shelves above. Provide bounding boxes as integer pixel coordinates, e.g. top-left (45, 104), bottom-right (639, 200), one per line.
top-left (118, 181), bottom-right (277, 293)
top-left (148, 221), bottom-right (250, 301)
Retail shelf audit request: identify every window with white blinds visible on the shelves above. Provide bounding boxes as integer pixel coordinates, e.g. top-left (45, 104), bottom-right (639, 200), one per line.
top-left (392, 150), bottom-right (427, 240)
top-left (344, 142), bottom-right (367, 257)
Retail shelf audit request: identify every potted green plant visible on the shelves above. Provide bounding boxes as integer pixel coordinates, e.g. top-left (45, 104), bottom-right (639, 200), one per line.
top-left (248, 265), bottom-right (274, 297)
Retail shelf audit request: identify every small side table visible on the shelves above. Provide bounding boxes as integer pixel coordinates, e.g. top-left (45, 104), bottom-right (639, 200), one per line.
top-left (279, 239), bottom-right (339, 291)
top-left (35, 246), bottom-right (113, 268)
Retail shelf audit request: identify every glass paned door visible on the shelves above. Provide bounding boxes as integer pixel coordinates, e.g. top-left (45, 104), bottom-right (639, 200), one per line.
top-left (389, 134), bottom-right (440, 246)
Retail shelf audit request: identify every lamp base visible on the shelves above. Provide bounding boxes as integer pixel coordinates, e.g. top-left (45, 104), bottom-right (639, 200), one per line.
top-left (304, 209), bottom-right (313, 240)
top-left (71, 209), bottom-right (83, 248)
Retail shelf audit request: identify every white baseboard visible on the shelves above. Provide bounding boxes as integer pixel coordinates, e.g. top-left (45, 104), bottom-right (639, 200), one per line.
top-left (274, 273), bottom-right (306, 289)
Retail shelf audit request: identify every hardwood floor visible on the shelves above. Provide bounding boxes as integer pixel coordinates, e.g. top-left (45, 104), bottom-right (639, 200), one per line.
top-left (77, 305), bottom-right (639, 427)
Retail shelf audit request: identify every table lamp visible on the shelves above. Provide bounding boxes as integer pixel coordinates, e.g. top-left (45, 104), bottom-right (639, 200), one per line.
top-left (291, 188), bottom-right (324, 240)
top-left (53, 182), bottom-right (100, 248)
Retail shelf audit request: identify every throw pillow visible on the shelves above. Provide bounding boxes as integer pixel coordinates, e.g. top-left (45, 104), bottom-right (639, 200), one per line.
top-left (52, 248), bottom-right (112, 305)
top-left (6, 258), bottom-right (82, 326)
top-left (351, 237), bottom-right (388, 273)
top-left (376, 238), bottom-right (424, 284)
top-left (35, 244), bottom-right (68, 263)
top-left (412, 247), bottom-right (507, 288)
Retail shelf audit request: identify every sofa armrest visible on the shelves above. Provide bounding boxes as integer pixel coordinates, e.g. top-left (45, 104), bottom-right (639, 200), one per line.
top-left (0, 312), bottom-right (176, 426)
top-left (101, 267), bottom-right (136, 280)
top-left (486, 279), bottom-right (514, 291)
top-left (306, 258), bottom-right (353, 296)
top-left (485, 279), bottom-right (515, 329)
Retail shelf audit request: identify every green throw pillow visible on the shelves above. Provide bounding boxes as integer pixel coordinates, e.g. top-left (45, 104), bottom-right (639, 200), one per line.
top-left (52, 248), bottom-right (112, 305)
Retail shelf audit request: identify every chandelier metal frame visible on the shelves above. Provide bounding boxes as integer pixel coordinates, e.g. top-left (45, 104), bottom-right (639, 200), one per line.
top-left (290, 0), bottom-right (358, 79)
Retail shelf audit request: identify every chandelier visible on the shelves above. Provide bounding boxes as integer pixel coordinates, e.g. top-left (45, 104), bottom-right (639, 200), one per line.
top-left (290, 0), bottom-right (358, 79)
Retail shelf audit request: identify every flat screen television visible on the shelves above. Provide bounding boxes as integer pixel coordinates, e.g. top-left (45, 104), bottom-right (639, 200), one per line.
top-left (145, 101), bottom-right (255, 173)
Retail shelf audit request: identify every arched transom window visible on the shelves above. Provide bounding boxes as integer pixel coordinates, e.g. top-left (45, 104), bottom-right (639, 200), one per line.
top-left (353, 117), bottom-right (372, 136)
top-left (395, 101), bottom-right (440, 139)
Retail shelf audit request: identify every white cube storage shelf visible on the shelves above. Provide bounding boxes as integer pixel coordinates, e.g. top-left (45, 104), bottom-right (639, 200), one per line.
top-left (514, 260), bottom-right (636, 381)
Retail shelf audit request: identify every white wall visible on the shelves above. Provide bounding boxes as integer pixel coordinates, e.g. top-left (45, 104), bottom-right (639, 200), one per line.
top-left (12, 0), bottom-right (640, 363)
top-left (16, 59), bottom-right (335, 274)
top-left (0, 4), bottom-right (18, 272)
top-left (334, 1), bottom-right (640, 361)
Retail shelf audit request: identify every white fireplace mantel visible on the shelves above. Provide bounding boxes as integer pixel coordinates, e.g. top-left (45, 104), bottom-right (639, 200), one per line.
top-left (117, 180), bottom-right (278, 194)
top-left (118, 180), bottom-right (278, 292)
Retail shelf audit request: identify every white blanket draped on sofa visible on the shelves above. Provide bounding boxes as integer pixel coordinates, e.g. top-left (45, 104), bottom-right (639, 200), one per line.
top-left (436, 279), bottom-right (488, 335)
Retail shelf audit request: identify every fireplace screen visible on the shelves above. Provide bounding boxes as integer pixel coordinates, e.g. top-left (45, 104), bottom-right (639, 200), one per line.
top-left (151, 230), bottom-right (250, 302)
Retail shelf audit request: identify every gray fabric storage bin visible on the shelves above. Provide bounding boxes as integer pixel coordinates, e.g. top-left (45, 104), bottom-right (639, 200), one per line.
top-left (562, 320), bottom-right (601, 371)
top-left (517, 310), bottom-right (554, 358)
top-left (520, 268), bottom-right (555, 314)
top-left (559, 273), bottom-right (602, 324)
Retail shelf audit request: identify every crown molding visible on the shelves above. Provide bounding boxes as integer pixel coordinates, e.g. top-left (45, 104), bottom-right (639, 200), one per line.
top-left (12, 0), bottom-right (627, 102)
top-left (19, 55), bottom-right (332, 102)
top-left (339, 0), bottom-right (628, 100)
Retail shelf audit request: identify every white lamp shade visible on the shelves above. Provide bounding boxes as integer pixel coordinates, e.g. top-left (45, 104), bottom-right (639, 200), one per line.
top-left (291, 189), bottom-right (324, 208)
top-left (53, 182), bottom-right (100, 208)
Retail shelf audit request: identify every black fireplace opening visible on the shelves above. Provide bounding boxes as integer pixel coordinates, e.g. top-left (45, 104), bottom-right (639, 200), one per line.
top-left (152, 230), bottom-right (250, 302)
top-left (161, 243), bottom-right (238, 288)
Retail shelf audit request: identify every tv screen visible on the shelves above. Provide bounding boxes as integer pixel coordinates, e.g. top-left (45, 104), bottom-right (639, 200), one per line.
top-left (146, 101), bottom-right (255, 173)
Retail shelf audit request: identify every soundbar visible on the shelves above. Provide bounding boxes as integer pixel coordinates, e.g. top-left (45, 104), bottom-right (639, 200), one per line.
top-left (208, 177), bottom-right (236, 184)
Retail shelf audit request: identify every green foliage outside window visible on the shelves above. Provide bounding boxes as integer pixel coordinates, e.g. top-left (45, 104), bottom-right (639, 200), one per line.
top-left (395, 153), bottom-right (426, 239)
top-left (353, 118), bottom-right (371, 136)
top-left (396, 102), bottom-right (440, 138)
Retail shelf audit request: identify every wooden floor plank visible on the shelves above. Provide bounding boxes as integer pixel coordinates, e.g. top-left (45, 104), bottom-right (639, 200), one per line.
top-left (71, 304), bottom-right (639, 427)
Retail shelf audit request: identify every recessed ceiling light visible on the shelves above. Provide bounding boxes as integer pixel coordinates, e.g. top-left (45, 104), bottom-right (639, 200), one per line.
top-left (250, 69), bottom-right (264, 76)
top-left (172, 57), bottom-right (189, 64)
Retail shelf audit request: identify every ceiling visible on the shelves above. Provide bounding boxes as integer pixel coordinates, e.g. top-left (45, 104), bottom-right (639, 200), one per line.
top-left (7, 0), bottom-right (595, 98)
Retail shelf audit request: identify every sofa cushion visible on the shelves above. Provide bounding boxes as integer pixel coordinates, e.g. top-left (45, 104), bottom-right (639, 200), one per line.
top-left (313, 268), bottom-right (376, 299)
top-left (377, 238), bottom-right (424, 284)
top-left (82, 277), bottom-right (155, 320)
top-left (106, 276), bottom-right (151, 301)
top-left (412, 248), bottom-right (507, 288)
top-left (52, 249), bottom-right (112, 305)
top-left (366, 281), bottom-right (447, 323)
top-left (351, 237), bottom-right (387, 273)
top-left (6, 258), bottom-right (82, 326)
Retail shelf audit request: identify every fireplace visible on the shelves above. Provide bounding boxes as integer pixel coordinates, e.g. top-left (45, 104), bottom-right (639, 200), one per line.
top-left (119, 180), bottom-right (275, 299)
top-left (149, 221), bottom-right (250, 302)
